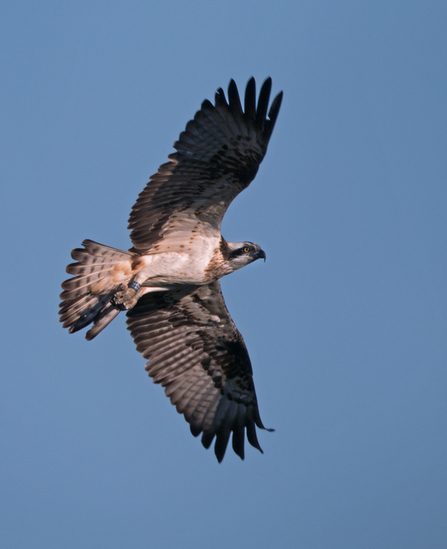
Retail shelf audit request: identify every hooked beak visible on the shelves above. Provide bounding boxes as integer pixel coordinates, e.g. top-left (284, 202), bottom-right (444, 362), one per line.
top-left (256, 249), bottom-right (266, 262)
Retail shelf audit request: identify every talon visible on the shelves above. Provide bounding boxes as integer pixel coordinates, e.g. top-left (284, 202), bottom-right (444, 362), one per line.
top-left (112, 284), bottom-right (140, 311)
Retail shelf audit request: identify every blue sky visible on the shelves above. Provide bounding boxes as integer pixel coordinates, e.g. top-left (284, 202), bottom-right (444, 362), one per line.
top-left (1, 1), bottom-right (446, 547)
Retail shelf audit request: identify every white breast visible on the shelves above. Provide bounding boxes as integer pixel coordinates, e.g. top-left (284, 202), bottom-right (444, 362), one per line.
top-left (135, 234), bottom-right (220, 287)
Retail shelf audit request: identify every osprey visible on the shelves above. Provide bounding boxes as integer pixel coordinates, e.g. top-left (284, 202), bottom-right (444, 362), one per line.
top-left (59, 77), bottom-right (283, 462)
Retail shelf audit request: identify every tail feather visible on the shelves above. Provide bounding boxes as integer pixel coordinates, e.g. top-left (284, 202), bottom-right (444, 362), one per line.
top-left (59, 240), bottom-right (136, 339)
top-left (61, 293), bottom-right (114, 332)
top-left (60, 295), bottom-right (101, 328)
top-left (65, 262), bottom-right (122, 276)
top-left (61, 276), bottom-right (109, 300)
top-left (86, 306), bottom-right (121, 341)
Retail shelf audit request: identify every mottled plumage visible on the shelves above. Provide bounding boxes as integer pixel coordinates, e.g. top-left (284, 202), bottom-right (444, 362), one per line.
top-left (60, 77), bottom-right (282, 462)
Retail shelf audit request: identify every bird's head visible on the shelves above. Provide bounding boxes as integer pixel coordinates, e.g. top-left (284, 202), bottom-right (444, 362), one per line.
top-left (226, 241), bottom-right (266, 272)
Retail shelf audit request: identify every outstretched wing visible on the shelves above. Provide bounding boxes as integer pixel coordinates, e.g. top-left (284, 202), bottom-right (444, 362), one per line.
top-left (126, 281), bottom-right (271, 462)
top-left (128, 77), bottom-right (283, 252)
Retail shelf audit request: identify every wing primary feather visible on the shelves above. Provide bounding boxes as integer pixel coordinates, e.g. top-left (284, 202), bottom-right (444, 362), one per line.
top-left (215, 427), bottom-right (232, 463)
top-left (200, 98), bottom-right (214, 112)
top-left (231, 405), bottom-right (246, 460)
top-left (201, 432), bottom-right (214, 450)
top-left (214, 400), bottom-right (238, 462)
top-left (246, 420), bottom-right (264, 454)
top-left (214, 87), bottom-right (228, 108)
top-left (227, 79), bottom-right (243, 115)
top-left (266, 91), bottom-right (284, 140)
top-left (200, 391), bottom-right (221, 448)
top-left (244, 77), bottom-right (256, 120)
top-left (253, 406), bottom-right (275, 432)
top-left (256, 77), bottom-right (272, 130)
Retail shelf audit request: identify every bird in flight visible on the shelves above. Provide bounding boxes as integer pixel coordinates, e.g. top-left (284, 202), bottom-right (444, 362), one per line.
top-left (59, 77), bottom-right (283, 462)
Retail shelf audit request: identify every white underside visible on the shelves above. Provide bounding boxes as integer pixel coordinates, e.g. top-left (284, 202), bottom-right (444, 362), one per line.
top-left (133, 235), bottom-right (219, 288)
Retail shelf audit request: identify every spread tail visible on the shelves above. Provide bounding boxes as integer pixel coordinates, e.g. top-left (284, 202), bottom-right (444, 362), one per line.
top-left (59, 239), bottom-right (136, 340)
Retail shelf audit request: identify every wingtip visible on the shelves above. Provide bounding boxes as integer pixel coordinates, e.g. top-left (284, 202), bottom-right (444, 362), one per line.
top-left (265, 89), bottom-right (283, 139)
top-left (260, 76), bottom-right (272, 95)
top-left (256, 78), bottom-right (273, 129)
top-left (227, 79), bottom-right (243, 114)
top-left (260, 76), bottom-right (273, 93)
top-left (271, 90), bottom-right (283, 112)
top-left (244, 77), bottom-right (257, 120)
top-left (201, 98), bottom-right (214, 111)
top-left (215, 87), bottom-right (227, 107)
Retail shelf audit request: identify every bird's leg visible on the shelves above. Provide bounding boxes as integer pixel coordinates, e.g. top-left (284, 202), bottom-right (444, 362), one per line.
top-left (112, 280), bottom-right (143, 311)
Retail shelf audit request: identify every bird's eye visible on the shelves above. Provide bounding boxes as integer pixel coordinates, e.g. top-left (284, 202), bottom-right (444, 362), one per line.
top-left (243, 246), bottom-right (250, 253)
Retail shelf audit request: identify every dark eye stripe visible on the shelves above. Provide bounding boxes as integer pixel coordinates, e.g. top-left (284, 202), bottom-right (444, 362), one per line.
top-left (230, 246), bottom-right (252, 259)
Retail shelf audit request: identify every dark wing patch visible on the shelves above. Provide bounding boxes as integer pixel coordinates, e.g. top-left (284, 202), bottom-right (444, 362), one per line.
top-left (126, 281), bottom-right (271, 462)
top-left (128, 78), bottom-right (283, 252)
